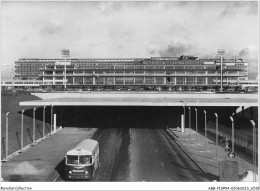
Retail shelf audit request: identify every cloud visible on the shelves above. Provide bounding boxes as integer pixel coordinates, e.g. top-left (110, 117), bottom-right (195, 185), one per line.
top-left (238, 48), bottom-right (250, 58)
top-left (236, 46), bottom-right (258, 79)
top-left (147, 48), bottom-right (156, 55)
top-left (158, 39), bottom-right (193, 57)
top-left (99, 2), bottom-right (124, 16)
top-left (19, 37), bottom-right (27, 43)
top-left (39, 19), bottom-right (63, 35)
top-left (247, 1), bottom-right (258, 15)
top-left (220, 2), bottom-right (244, 18)
top-left (220, 1), bottom-right (258, 18)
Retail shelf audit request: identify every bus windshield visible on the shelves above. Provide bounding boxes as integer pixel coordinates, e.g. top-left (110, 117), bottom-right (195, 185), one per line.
top-left (79, 155), bottom-right (92, 164)
top-left (67, 155), bottom-right (79, 165)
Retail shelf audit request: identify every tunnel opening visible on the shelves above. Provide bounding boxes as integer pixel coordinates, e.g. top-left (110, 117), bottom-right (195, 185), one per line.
top-left (60, 106), bottom-right (183, 129)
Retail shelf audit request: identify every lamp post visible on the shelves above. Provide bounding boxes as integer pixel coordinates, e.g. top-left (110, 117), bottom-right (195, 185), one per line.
top-left (33, 108), bottom-right (37, 143)
top-left (51, 105), bottom-right (53, 134)
top-left (250, 120), bottom-right (257, 182)
top-left (62, 49), bottom-right (70, 91)
top-left (43, 106), bottom-right (46, 138)
top-left (5, 112), bottom-right (10, 159)
top-left (217, 49), bottom-right (225, 92)
top-left (180, 101), bottom-right (186, 132)
top-left (214, 113), bottom-right (219, 159)
top-left (194, 108), bottom-right (198, 142)
top-left (228, 116), bottom-right (235, 158)
top-left (188, 106), bottom-right (191, 137)
top-left (204, 110), bottom-right (207, 151)
top-left (21, 109), bottom-right (25, 151)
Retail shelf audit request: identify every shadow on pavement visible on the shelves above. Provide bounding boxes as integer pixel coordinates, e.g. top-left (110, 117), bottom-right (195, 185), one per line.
top-left (55, 158), bottom-right (66, 180)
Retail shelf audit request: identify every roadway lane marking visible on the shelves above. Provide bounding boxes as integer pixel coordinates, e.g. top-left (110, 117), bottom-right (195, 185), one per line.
top-left (161, 162), bottom-right (165, 168)
top-left (105, 149), bottom-right (107, 152)
top-left (53, 174), bottom-right (60, 182)
top-left (150, 139), bottom-right (153, 144)
top-left (99, 162), bottom-right (101, 167)
top-left (155, 149), bottom-right (158, 153)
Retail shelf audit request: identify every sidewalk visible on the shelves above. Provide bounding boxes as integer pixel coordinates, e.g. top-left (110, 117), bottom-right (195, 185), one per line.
top-left (169, 128), bottom-right (258, 181)
top-left (1, 127), bottom-right (96, 182)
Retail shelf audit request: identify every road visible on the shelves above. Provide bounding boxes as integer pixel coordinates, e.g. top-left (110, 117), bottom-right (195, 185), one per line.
top-left (60, 128), bottom-right (210, 182)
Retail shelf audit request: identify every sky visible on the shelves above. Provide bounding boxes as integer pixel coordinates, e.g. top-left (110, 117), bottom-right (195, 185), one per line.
top-left (1, 1), bottom-right (259, 80)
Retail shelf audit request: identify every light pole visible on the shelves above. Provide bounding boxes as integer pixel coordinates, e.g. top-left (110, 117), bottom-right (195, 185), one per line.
top-left (43, 106), bottom-right (46, 138)
top-left (228, 116), bottom-right (235, 158)
top-left (180, 101), bottom-right (186, 132)
top-left (214, 113), bottom-right (219, 159)
top-left (33, 108), bottom-right (37, 143)
top-left (5, 112), bottom-right (10, 159)
top-left (51, 105), bottom-right (53, 134)
top-left (62, 49), bottom-right (70, 91)
top-left (217, 49), bottom-right (225, 92)
top-left (250, 120), bottom-right (257, 182)
top-left (188, 106), bottom-right (191, 137)
top-left (21, 109), bottom-right (25, 152)
top-left (194, 108), bottom-right (198, 142)
top-left (204, 110), bottom-right (207, 151)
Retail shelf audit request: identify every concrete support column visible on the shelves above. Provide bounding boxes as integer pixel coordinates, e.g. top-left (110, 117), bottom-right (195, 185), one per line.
top-left (54, 114), bottom-right (57, 133)
top-left (181, 114), bottom-right (185, 133)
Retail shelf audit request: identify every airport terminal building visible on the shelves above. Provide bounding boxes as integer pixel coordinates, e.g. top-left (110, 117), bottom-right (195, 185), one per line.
top-left (14, 55), bottom-right (248, 91)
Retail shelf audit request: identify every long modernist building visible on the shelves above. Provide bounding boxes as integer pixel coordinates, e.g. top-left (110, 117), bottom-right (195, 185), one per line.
top-left (14, 55), bottom-right (248, 91)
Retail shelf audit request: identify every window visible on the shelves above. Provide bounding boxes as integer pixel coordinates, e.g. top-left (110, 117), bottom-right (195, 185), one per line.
top-left (176, 77), bottom-right (185, 85)
top-left (196, 77), bottom-right (206, 85)
top-left (115, 77), bottom-right (124, 84)
top-left (135, 77), bottom-right (144, 84)
top-left (79, 155), bottom-right (92, 164)
top-left (84, 77), bottom-right (93, 84)
top-left (96, 77), bottom-right (103, 84)
top-left (67, 155), bottom-right (78, 165)
top-left (145, 77), bottom-right (154, 84)
top-left (155, 77), bottom-right (164, 84)
top-left (125, 77), bottom-right (134, 84)
top-left (74, 77), bottom-right (83, 84)
top-left (186, 77), bottom-right (195, 85)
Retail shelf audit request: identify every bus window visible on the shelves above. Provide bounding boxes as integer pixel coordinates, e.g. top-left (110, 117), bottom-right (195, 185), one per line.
top-left (67, 155), bottom-right (79, 165)
top-left (79, 155), bottom-right (92, 164)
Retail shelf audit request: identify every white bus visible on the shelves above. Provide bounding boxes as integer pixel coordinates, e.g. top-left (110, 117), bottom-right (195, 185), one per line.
top-left (65, 139), bottom-right (99, 180)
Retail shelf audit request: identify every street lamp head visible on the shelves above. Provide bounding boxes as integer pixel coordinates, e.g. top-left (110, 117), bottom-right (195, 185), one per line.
top-left (34, 108), bottom-right (37, 111)
top-left (188, 107), bottom-right (190, 109)
top-left (214, 113), bottom-right (218, 117)
top-left (203, 110), bottom-right (206, 114)
top-left (217, 49), bottom-right (225, 55)
top-left (22, 109), bottom-right (25, 114)
top-left (250, 120), bottom-right (255, 127)
top-left (194, 108), bottom-right (197, 112)
top-left (6, 112), bottom-right (10, 116)
top-left (229, 116), bottom-right (234, 122)
top-left (44, 106), bottom-right (46, 109)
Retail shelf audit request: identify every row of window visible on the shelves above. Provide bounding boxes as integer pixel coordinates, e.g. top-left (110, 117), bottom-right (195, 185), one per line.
top-left (45, 77), bottom-right (238, 85)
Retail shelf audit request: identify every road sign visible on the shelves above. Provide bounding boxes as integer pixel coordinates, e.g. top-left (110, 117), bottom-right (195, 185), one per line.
top-left (219, 160), bottom-right (238, 181)
top-left (62, 49), bottom-right (70, 57)
top-left (217, 49), bottom-right (225, 55)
